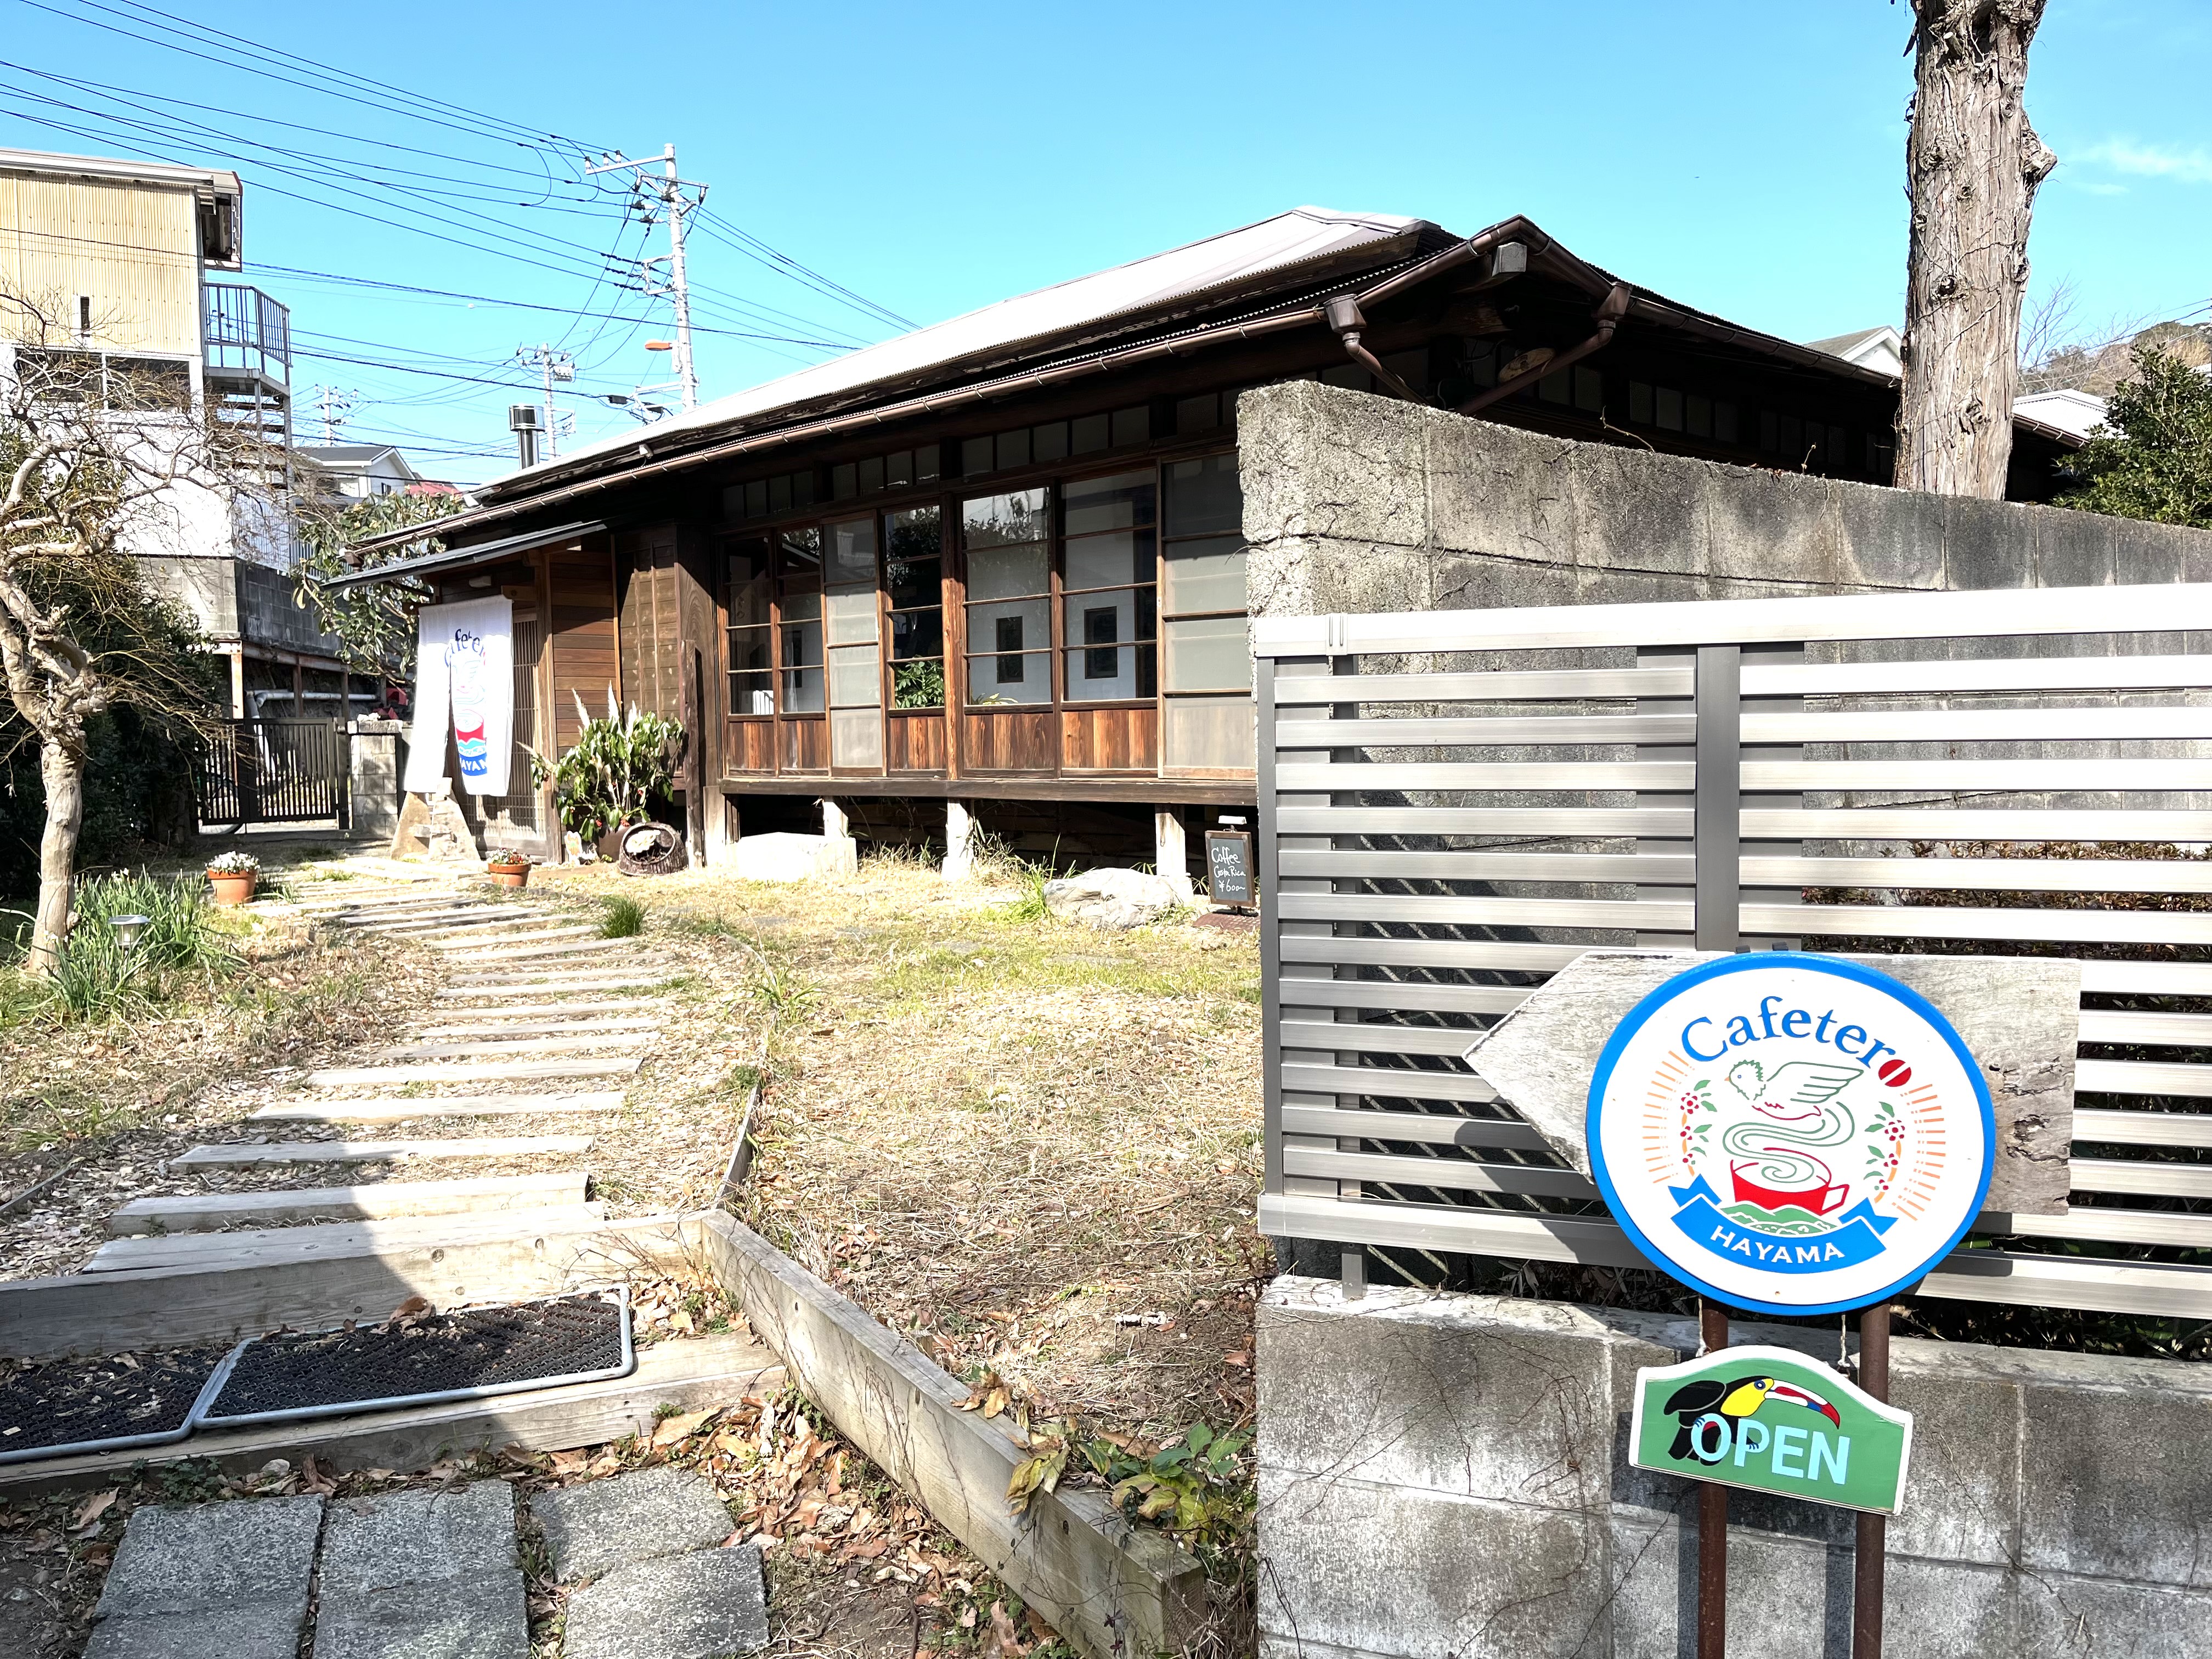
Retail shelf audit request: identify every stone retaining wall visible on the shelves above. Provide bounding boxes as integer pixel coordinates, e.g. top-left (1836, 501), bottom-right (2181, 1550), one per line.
top-left (1257, 1276), bottom-right (2212, 1659)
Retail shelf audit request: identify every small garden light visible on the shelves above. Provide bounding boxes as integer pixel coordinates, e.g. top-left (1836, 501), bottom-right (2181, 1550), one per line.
top-left (108, 913), bottom-right (150, 952)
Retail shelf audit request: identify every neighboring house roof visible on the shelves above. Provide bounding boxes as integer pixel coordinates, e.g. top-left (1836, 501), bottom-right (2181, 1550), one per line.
top-left (2015, 388), bottom-right (2109, 441)
top-left (1805, 325), bottom-right (1904, 377)
top-left (532, 205), bottom-right (1427, 480)
top-left (294, 444), bottom-right (422, 478)
top-left (0, 144), bottom-right (241, 204)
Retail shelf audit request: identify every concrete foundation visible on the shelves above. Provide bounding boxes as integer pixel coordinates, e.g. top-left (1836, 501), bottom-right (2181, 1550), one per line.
top-left (1258, 1276), bottom-right (2212, 1659)
top-left (347, 719), bottom-right (403, 840)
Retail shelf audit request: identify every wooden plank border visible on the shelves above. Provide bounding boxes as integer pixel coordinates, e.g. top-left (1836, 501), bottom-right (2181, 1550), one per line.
top-left (687, 1213), bottom-right (1207, 1659)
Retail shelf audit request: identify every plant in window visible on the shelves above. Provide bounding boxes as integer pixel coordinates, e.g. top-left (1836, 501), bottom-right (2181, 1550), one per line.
top-left (527, 690), bottom-right (686, 843)
top-left (891, 659), bottom-right (944, 709)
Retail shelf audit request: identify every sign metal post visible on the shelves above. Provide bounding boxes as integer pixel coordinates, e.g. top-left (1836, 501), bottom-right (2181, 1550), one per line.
top-left (1696, 1299), bottom-right (1729, 1659)
top-left (1853, 1303), bottom-right (1892, 1658)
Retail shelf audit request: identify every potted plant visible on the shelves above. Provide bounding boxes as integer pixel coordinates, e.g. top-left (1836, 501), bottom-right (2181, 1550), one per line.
top-left (205, 850), bottom-right (261, 906)
top-left (486, 850), bottom-right (533, 890)
top-left (529, 692), bottom-right (686, 862)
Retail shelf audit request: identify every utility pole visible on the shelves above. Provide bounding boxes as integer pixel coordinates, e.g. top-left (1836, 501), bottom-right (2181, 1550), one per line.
top-left (585, 144), bottom-right (707, 410)
top-left (515, 343), bottom-right (575, 456)
top-left (309, 384), bottom-right (357, 444)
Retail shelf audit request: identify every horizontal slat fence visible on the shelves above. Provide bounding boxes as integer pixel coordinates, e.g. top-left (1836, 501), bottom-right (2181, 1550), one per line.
top-left (1255, 583), bottom-right (2212, 1318)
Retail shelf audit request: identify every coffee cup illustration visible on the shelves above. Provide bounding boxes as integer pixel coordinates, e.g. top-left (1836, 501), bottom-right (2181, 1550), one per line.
top-left (448, 629), bottom-right (491, 781)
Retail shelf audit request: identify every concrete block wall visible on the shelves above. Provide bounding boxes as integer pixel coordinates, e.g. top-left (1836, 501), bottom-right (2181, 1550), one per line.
top-left (1258, 1277), bottom-right (2212, 1659)
top-left (1237, 380), bottom-right (2212, 623)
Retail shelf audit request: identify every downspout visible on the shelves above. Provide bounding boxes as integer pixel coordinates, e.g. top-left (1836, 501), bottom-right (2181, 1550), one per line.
top-left (1457, 280), bottom-right (1632, 416)
top-left (1323, 294), bottom-right (1423, 401)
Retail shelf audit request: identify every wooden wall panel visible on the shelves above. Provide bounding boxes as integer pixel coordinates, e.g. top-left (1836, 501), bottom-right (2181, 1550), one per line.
top-left (548, 547), bottom-right (617, 749)
top-left (1060, 707), bottom-right (1157, 773)
top-left (781, 719), bottom-right (829, 774)
top-left (726, 720), bottom-right (775, 774)
top-left (963, 712), bottom-right (1057, 772)
top-left (616, 527), bottom-right (681, 718)
top-left (887, 714), bottom-right (948, 773)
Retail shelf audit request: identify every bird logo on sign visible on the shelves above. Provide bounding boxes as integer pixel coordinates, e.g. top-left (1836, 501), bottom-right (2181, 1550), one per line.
top-left (1661, 1373), bottom-right (1842, 1461)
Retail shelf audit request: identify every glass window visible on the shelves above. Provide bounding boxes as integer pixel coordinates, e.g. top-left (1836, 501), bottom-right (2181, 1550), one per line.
top-left (859, 454), bottom-right (884, 493)
top-left (1656, 387), bottom-right (1684, 431)
top-left (1573, 367), bottom-right (1604, 413)
top-left (888, 450), bottom-right (912, 487)
top-left (827, 515), bottom-right (876, 583)
top-left (1176, 392), bottom-right (1220, 434)
top-left (917, 443), bottom-right (941, 483)
top-left (825, 588), bottom-right (878, 646)
top-left (1162, 534), bottom-right (1245, 613)
top-left (1164, 613), bottom-right (1252, 692)
top-left (780, 590), bottom-right (823, 714)
top-left (996, 427), bottom-right (1031, 470)
top-left (831, 462), bottom-right (857, 500)
top-left (1539, 369), bottom-right (1570, 405)
top-left (963, 487), bottom-right (1051, 706)
top-left (1032, 421), bottom-right (1068, 462)
top-left (744, 479), bottom-right (768, 518)
top-left (1630, 382), bottom-right (1655, 425)
top-left (1061, 470), bottom-right (1155, 703)
top-left (1163, 695), bottom-right (1255, 771)
top-left (726, 540), bottom-right (773, 716)
top-left (1687, 394), bottom-right (1712, 439)
top-left (769, 475), bottom-right (792, 513)
top-left (1110, 406), bottom-right (1149, 447)
top-left (1717, 402), bottom-right (1740, 444)
top-left (1164, 453), bottom-right (1240, 537)
top-left (961, 436), bottom-right (992, 477)
top-left (1071, 411), bottom-right (1109, 454)
top-left (885, 506), bottom-right (944, 709)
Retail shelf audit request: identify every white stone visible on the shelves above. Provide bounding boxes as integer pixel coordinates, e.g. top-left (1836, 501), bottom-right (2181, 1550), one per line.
top-left (944, 801), bottom-right (976, 881)
top-left (1043, 867), bottom-right (1184, 931)
top-left (733, 832), bottom-right (857, 884)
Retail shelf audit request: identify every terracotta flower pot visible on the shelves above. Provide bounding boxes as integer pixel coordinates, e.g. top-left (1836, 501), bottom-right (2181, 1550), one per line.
top-left (488, 862), bottom-right (531, 890)
top-left (208, 871), bottom-right (257, 906)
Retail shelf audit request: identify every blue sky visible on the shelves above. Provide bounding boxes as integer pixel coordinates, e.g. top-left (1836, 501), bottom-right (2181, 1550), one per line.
top-left (4, 0), bottom-right (2205, 484)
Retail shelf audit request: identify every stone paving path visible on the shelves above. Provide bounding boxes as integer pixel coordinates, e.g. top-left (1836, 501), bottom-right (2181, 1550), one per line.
top-left (84, 1473), bottom-right (769, 1659)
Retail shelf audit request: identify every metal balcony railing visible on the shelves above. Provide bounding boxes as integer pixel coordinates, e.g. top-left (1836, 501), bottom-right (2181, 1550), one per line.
top-left (202, 284), bottom-right (291, 386)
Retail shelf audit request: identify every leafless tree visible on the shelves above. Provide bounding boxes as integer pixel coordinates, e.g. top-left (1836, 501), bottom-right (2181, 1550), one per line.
top-left (1898, 0), bottom-right (2056, 496)
top-left (2, 290), bottom-right (275, 974)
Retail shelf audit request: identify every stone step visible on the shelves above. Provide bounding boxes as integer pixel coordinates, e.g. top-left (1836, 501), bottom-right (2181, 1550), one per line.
top-left (301, 1054), bottom-right (642, 1087)
top-left (250, 1091), bottom-right (626, 1125)
top-left (381, 1032), bottom-right (654, 1059)
top-left (297, 889), bottom-right (468, 915)
top-left (436, 942), bottom-right (637, 969)
top-left (341, 906), bottom-right (537, 933)
top-left (172, 1135), bottom-right (594, 1168)
top-left (442, 969), bottom-right (669, 993)
top-left (429, 927), bottom-right (601, 955)
top-left (0, 1330), bottom-right (782, 1499)
top-left (108, 1172), bottom-right (590, 1234)
top-left (83, 1203), bottom-right (609, 1272)
top-left (419, 1014), bottom-right (661, 1037)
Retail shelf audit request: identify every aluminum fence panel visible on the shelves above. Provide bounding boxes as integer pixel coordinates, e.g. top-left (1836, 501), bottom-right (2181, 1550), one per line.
top-left (1256, 582), bottom-right (2212, 1319)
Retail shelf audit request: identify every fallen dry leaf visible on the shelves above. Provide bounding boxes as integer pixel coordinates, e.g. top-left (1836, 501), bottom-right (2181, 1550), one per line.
top-left (652, 1408), bottom-right (716, 1447)
top-left (68, 1491), bottom-right (117, 1534)
top-left (1222, 1351), bottom-right (1250, 1368)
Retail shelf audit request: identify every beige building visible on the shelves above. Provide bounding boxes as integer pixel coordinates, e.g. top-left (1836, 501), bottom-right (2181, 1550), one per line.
top-left (0, 145), bottom-right (363, 717)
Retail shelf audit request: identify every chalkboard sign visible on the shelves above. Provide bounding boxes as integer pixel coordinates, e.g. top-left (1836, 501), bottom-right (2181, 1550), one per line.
top-left (1206, 831), bottom-right (1254, 907)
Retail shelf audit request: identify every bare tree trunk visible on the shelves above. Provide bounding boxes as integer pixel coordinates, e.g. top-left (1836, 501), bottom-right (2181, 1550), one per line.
top-left (1898, 0), bottom-right (2056, 498)
top-left (30, 738), bottom-right (83, 977)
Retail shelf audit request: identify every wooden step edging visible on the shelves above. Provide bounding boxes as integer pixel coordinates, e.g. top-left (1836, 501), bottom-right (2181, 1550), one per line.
top-left (172, 1135), bottom-right (595, 1167)
top-left (108, 1172), bottom-right (590, 1234)
top-left (250, 1091), bottom-right (625, 1125)
top-left (0, 1328), bottom-right (782, 1500)
top-left (86, 1202), bottom-right (611, 1272)
top-left (684, 1212), bottom-right (1206, 1659)
top-left (0, 1214), bottom-right (690, 1359)
top-left (377, 1034), bottom-right (652, 1060)
top-left (301, 1056), bottom-right (642, 1087)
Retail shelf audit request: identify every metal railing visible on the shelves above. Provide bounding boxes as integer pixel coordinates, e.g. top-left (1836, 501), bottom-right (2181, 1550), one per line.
top-left (1256, 582), bottom-right (2212, 1320)
top-left (201, 284), bottom-right (291, 386)
top-left (195, 718), bottom-right (346, 826)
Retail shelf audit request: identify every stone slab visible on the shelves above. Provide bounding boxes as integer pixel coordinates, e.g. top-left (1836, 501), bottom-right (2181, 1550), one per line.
top-left (559, 1547), bottom-right (769, 1659)
top-left (533, 1466), bottom-right (734, 1583)
top-left (1463, 949), bottom-right (2080, 1213)
top-left (249, 1093), bottom-right (625, 1124)
top-left (311, 1572), bottom-right (531, 1659)
top-left (318, 1483), bottom-right (518, 1596)
top-left (108, 1172), bottom-right (589, 1234)
top-left (86, 1607), bottom-right (307, 1659)
top-left (84, 1204), bottom-right (609, 1271)
top-left (313, 1485), bottom-right (528, 1659)
top-left (93, 1494), bottom-right (323, 1622)
top-left (733, 831), bottom-right (857, 883)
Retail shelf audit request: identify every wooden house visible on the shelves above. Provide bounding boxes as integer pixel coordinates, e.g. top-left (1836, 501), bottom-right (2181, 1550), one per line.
top-left (329, 206), bottom-right (2080, 874)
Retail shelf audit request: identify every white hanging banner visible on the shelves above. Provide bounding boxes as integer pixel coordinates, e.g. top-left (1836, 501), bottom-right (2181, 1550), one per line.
top-left (403, 597), bottom-right (514, 795)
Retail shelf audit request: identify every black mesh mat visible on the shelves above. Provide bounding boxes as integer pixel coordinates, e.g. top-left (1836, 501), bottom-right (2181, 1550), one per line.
top-left (199, 1291), bottom-right (630, 1425)
top-left (0, 1343), bottom-right (233, 1464)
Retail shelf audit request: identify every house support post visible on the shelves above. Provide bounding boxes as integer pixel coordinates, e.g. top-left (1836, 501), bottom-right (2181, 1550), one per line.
top-left (1155, 807), bottom-right (1192, 900)
top-left (821, 799), bottom-right (848, 841)
top-left (944, 800), bottom-right (975, 881)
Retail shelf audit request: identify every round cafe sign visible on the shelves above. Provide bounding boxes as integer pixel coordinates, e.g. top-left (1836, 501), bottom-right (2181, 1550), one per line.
top-left (1587, 954), bottom-right (1995, 1316)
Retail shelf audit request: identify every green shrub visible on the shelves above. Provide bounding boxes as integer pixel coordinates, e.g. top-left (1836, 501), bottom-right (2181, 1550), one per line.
top-left (529, 692), bottom-right (685, 843)
top-left (600, 895), bottom-right (647, 939)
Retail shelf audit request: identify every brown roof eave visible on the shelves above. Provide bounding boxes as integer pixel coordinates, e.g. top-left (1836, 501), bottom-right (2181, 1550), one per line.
top-left (472, 223), bottom-right (1442, 511)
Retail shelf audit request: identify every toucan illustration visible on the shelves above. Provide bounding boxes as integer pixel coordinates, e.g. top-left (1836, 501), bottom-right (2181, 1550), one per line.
top-left (1662, 1374), bottom-right (1843, 1460)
